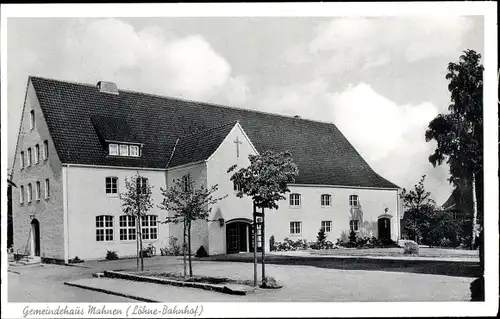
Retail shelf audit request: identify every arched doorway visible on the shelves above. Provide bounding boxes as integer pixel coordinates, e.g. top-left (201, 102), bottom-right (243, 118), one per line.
top-left (30, 219), bottom-right (40, 257)
top-left (226, 218), bottom-right (253, 254)
top-left (377, 214), bottom-right (392, 241)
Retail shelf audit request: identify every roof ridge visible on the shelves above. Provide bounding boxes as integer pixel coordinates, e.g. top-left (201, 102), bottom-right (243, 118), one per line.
top-left (178, 121), bottom-right (237, 139)
top-left (30, 75), bottom-right (342, 128)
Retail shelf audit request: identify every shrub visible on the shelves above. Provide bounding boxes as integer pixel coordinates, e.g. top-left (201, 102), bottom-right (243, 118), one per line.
top-left (69, 256), bottom-right (84, 263)
top-left (106, 250), bottom-right (119, 260)
top-left (160, 236), bottom-right (182, 256)
top-left (316, 228), bottom-right (327, 248)
top-left (195, 246), bottom-right (208, 258)
top-left (347, 230), bottom-right (358, 248)
top-left (439, 237), bottom-right (453, 248)
top-left (261, 276), bottom-right (283, 289)
top-left (275, 238), bottom-right (310, 251)
top-left (339, 230), bottom-right (349, 243)
top-left (403, 241), bottom-right (419, 255)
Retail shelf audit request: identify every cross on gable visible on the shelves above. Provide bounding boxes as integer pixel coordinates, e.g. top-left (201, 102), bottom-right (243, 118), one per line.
top-left (233, 136), bottom-right (243, 158)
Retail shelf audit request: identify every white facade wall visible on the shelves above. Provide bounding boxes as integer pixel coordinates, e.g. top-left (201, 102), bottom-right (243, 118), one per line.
top-left (65, 166), bottom-right (168, 260)
top-left (266, 185), bottom-right (401, 244)
top-left (206, 124), bottom-right (258, 255)
top-left (165, 162), bottom-right (208, 254)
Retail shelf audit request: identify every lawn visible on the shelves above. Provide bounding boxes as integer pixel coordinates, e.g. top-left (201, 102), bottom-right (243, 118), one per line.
top-left (308, 247), bottom-right (479, 258)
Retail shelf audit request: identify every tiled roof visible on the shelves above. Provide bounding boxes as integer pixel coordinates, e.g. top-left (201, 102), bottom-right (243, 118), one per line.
top-left (30, 76), bottom-right (399, 188)
top-left (167, 121), bottom-right (237, 168)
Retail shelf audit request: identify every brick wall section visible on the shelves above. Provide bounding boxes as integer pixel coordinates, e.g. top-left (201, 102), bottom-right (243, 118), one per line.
top-left (11, 80), bottom-right (65, 260)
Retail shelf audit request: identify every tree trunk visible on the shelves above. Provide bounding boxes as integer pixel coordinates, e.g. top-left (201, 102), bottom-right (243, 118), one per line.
top-left (138, 216), bottom-right (144, 271)
top-left (471, 172), bottom-right (478, 248)
top-left (136, 216), bottom-right (140, 271)
top-left (183, 219), bottom-right (187, 279)
top-left (253, 202), bottom-right (257, 287)
top-left (188, 221), bottom-right (193, 277)
top-left (261, 207), bottom-right (266, 287)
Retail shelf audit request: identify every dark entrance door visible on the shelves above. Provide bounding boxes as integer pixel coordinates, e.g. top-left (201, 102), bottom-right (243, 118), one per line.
top-left (378, 218), bottom-right (391, 241)
top-left (226, 222), bottom-right (251, 254)
top-left (31, 219), bottom-right (40, 256)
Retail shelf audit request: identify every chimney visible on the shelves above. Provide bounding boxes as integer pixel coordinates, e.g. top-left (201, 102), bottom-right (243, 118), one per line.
top-left (96, 81), bottom-right (119, 95)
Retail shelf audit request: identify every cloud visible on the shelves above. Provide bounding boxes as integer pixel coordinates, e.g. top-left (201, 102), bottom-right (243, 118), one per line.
top-left (250, 81), bottom-right (453, 205)
top-left (287, 16), bottom-right (474, 73)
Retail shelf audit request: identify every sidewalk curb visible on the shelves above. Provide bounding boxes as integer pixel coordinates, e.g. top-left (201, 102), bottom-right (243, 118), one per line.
top-left (64, 281), bottom-right (158, 302)
top-left (104, 270), bottom-right (251, 295)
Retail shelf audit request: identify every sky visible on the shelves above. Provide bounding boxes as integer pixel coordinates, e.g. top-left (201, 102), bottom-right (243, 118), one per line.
top-left (6, 16), bottom-right (485, 206)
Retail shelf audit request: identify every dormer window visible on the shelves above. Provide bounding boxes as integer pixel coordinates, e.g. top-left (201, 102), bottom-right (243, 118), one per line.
top-left (109, 144), bottom-right (119, 156)
top-left (130, 145), bottom-right (139, 157)
top-left (119, 145), bottom-right (129, 156)
top-left (108, 143), bottom-right (140, 157)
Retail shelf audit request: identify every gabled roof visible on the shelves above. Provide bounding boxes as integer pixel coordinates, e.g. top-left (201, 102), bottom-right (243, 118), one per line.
top-left (90, 115), bottom-right (142, 144)
top-left (28, 76), bottom-right (399, 188)
top-left (167, 121), bottom-right (237, 168)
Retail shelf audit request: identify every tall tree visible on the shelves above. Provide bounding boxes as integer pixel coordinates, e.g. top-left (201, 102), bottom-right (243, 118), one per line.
top-left (159, 175), bottom-right (226, 278)
top-left (425, 49), bottom-right (484, 247)
top-left (119, 172), bottom-right (154, 271)
top-left (228, 150), bottom-right (299, 287)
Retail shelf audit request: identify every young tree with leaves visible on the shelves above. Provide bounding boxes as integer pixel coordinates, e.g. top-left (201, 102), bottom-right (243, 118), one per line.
top-left (425, 49), bottom-right (484, 247)
top-left (228, 150), bottom-right (299, 287)
top-left (316, 228), bottom-right (327, 249)
top-left (119, 172), bottom-right (154, 271)
top-left (400, 175), bottom-right (436, 242)
top-left (159, 175), bottom-right (226, 278)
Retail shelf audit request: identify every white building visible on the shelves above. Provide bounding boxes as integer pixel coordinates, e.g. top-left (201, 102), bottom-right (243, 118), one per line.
top-left (12, 77), bottom-right (402, 263)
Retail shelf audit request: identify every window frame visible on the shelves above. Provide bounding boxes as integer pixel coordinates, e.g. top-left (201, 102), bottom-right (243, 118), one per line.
top-left (321, 220), bottom-right (332, 233)
top-left (182, 174), bottom-right (191, 193)
top-left (136, 177), bottom-right (148, 195)
top-left (349, 195), bottom-right (359, 206)
top-left (30, 110), bottom-right (35, 130)
top-left (130, 145), bottom-right (140, 157)
top-left (119, 215), bottom-right (137, 241)
top-left (43, 140), bottom-right (49, 160)
top-left (96, 215), bottom-right (114, 242)
top-left (105, 177), bottom-right (118, 195)
top-left (44, 179), bottom-right (50, 199)
top-left (321, 194), bottom-right (331, 207)
top-left (349, 220), bottom-right (360, 232)
top-left (27, 148), bottom-right (32, 166)
top-left (119, 144), bottom-right (129, 156)
top-left (35, 181), bottom-right (41, 201)
top-left (35, 144), bottom-right (40, 164)
top-left (141, 215), bottom-right (158, 240)
top-left (20, 151), bottom-right (25, 169)
top-left (20, 186), bottom-right (25, 204)
top-left (109, 143), bottom-right (119, 156)
top-left (27, 183), bottom-right (32, 203)
top-left (289, 221), bottom-right (302, 235)
top-left (289, 193), bottom-right (301, 208)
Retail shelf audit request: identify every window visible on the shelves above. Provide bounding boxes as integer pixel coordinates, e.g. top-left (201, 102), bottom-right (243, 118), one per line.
top-left (130, 145), bottom-right (139, 157)
top-left (182, 174), bottom-right (191, 193)
top-left (30, 110), bottom-right (35, 130)
top-left (105, 177), bottom-right (118, 195)
top-left (109, 144), bottom-right (118, 156)
top-left (27, 184), bottom-right (32, 203)
top-left (290, 221), bottom-right (302, 235)
top-left (233, 181), bottom-right (242, 192)
top-left (27, 148), bottom-right (32, 166)
top-left (44, 179), bottom-right (50, 199)
top-left (289, 193), bottom-right (301, 207)
top-left (349, 220), bottom-right (359, 232)
top-left (119, 144), bottom-right (129, 156)
top-left (321, 221), bottom-right (332, 233)
top-left (136, 177), bottom-right (148, 195)
top-left (96, 215), bottom-right (114, 242)
top-left (35, 144), bottom-right (40, 164)
top-left (119, 215), bottom-right (136, 241)
top-left (20, 186), bottom-right (25, 204)
top-left (141, 215), bottom-right (158, 240)
top-left (20, 151), bottom-right (25, 169)
top-left (321, 194), bottom-right (331, 206)
top-left (35, 181), bottom-right (41, 201)
top-left (43, 140), bottom-right (49, 160)
top-left (349, 195), bottom-right (359, 206)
